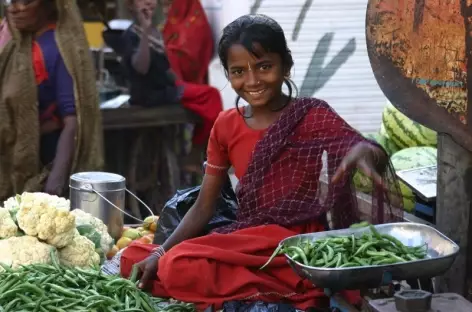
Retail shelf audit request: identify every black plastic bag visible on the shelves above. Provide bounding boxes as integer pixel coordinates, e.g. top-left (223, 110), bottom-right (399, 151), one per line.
top-left (222, 301), bottom-right (298, 312)
top-left (154, 175), bottom-right (237, 244)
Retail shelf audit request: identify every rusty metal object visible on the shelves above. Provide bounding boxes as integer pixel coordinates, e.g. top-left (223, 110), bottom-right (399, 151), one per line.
top-left (366, 0), bottom-right (472, 151)
top-left (394, 290), bottom-right (432, 312)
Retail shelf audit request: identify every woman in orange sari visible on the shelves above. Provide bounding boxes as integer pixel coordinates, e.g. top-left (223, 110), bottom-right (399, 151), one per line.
top-left (160, 0), bottom-right (214, 84)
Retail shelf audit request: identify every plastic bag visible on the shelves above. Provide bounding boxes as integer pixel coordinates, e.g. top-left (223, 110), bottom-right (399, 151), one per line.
top-left (222, 301), bottom-right (298, 312)
top-left (76, 224), bottom-right (106, 264)
top-left (154, 175), bottom-right (237, 244)
top-left (76, 225), bottom-right (102, 249)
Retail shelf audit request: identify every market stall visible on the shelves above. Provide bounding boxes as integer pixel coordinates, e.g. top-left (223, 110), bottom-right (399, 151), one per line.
top-left (0, 188), bottom-right (468, 311)
top-left (100, 102), bottom-right (201, 222)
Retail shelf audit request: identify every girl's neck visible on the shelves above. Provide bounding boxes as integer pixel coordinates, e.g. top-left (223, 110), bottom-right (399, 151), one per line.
top-left (250, 93), bottom-right (289, 117)
top-left (245, 94), bottom-right (290, 129)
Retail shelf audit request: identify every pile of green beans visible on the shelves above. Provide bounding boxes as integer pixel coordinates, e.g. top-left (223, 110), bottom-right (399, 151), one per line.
top-left (0, 253), bottom-right (195, 312)
top-left (261, 225), bottom-right (428, 270)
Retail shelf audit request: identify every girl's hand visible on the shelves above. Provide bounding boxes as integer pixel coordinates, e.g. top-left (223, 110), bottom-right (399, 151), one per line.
top-left (332, 141), bottom-right (387, 188)
top-left (135, 254), bottom-right (159, 289)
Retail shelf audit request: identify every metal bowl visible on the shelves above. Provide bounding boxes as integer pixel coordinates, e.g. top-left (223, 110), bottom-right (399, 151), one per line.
top-left (280, 222), bottom-right (459, 291)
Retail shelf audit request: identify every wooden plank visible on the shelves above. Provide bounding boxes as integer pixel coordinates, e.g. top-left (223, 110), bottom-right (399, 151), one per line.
top-left (101, 105), bottom-right (200, 130)
top-left (434, 134), bottom-right (472, 296)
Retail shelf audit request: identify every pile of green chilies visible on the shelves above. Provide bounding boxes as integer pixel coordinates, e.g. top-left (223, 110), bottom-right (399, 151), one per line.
top-left (261, 225), bottom-right (428, 270)
top-left (0, 253), bottom-right (195, 312)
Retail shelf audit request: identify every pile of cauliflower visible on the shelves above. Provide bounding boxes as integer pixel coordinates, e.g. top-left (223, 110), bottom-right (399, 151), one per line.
top-left (0, 192), bottom-right (113, 269)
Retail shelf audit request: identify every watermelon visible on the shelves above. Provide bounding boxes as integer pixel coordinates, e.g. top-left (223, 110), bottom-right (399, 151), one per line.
top-left (390, 146), bottom-right (437, 170)
top-left (390, 147), bottom-right (437, 212)
top-left (353, 132), bottom-right (401, 192)
top-left (353, 146), bottom-right (437, 213)
top-left (382, 101), bottom-right (437, 149)
top-left (362, 132), bottom-right (400, 157)
top-left (379, 123), bottom-right (389, 138)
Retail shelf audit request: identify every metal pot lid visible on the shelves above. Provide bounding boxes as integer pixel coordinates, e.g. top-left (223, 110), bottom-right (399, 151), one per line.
top-left (70, 172), bottom-right (126, 192)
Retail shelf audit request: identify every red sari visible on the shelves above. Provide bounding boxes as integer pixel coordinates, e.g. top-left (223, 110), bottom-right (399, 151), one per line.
top-left (121, 98), bottom-right (402, 310)
top-left (163, 0), bottom-right (214, 84)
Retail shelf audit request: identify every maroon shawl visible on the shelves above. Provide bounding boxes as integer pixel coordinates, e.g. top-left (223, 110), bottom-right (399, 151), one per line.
top-left (214, 98), bottom-right (402, 233)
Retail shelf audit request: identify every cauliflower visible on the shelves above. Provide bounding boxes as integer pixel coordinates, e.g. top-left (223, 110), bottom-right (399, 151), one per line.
top-left (46, 228), bottom-right (77, 249)
top-left (4, 192), bottom-right (70, 211)
top-left (71, 209), bottom-right (114, 254)
top-left (58, 230), bottom-right (100, 268)
top-left (0, 208), bottom-right (18, 239)
top-left (3, 194), bottom-right (21, 211)
top-left (16, 192), bottom-right (76, 248)
top-left (0, 236), bottom-right (57, 270)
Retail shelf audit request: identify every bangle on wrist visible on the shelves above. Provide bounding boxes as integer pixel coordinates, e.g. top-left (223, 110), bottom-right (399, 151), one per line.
top-left (151, 246), bottom-right (166, 258)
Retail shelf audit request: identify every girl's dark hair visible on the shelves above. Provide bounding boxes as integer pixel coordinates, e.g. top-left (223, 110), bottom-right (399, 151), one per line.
top-left (42, 0), bottom-right (58, 22)
top-left (218, 14), bottom-right (294, 75)
top-left (218, 14), bottom-right (296, 116)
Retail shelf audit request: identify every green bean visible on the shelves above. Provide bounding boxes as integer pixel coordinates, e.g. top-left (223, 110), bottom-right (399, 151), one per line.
top-left (354, 241), bottom-right (377, 256)
top-left (323, 253), bottom-right (341, 268)
top-left (350, 221), bottom-right (370, 229)
top-left (335, 253), bottom-right (343, 267)
top-left (260, 223), bottom-right (429, 269)
top-left (46, 283), bottom-right (80, 298)
top-left (339, 262), bottom-right (360, 268)
top-left (260, 244), bottom-right (284, 270)
top-left (286, 246), bottom-right (308, 265)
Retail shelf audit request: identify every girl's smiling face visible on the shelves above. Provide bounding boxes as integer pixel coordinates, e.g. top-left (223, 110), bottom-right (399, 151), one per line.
top-left (218, 14), bottom-right (294, 111)
top-left (227, 43), bottom-right (286, 108)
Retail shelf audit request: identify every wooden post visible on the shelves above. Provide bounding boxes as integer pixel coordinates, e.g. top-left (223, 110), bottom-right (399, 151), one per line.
top-left (435, 133), bottom-right (472, 296)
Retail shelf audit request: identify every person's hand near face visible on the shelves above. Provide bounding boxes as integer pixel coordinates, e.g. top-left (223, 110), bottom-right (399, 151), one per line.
top-left (132, 0), bottom-right (157, 32)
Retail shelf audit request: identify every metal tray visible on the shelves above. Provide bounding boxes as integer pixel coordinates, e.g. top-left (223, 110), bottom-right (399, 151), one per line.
top-left (280, 222), bottom-right (459, 291)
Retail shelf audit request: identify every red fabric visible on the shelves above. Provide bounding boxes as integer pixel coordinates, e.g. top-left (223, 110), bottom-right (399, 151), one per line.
top-left (163, 0), bottom-right (214, 84)
top-left (212, 98), bottom-right (402, 234)
top-left (205, 108), bottom-right (266, 179)
top-left (32, 24), bottom-right (57, 85)
top-left (32, 41), bottom-right (49, 85)
top-left (178, 81), bottom-right (223, 145)
top-left (121, 223), bottom-right (361, 310)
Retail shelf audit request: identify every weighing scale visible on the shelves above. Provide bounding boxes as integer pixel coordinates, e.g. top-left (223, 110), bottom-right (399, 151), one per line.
top-left (280, 223), bottom-right (468, 312)
top-left (396, 166), bottom-right (437, 223)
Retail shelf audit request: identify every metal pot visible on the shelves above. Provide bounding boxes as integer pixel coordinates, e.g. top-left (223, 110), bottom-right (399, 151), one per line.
top-left (69, 172), bottom-right (153, 240)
